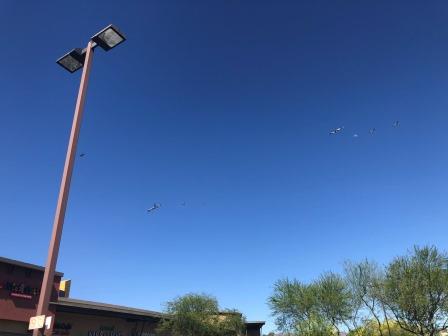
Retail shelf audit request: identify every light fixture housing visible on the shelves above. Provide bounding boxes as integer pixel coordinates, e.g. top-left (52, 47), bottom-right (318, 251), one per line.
top-left (91, 24), bottom-right (126, 51)
top-left (56, 48), bottom-right (86, 73)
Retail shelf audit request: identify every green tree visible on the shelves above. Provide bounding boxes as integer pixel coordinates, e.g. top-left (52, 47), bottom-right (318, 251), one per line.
top-left (158, 293), bottom-right (245, 336)
top-left (348, 320), bottom-right (413, 336)
top-left (268, 246), bottom-right (448, 336)
top-left (344, 260), bottom-right (392, 336)
top-left (316, 272), bottom-right (355, 334)
top-left (383, 246), bottom-right (448, 336)
top-left (268, 275), bottom-right (357, 335)
top-left (268, 278), bottom-right (333, 335)
top-left (217, 310), bottom-right (246, 336)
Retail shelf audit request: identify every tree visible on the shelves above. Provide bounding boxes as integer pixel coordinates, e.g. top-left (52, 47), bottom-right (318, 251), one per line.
top-left (383, 246), bottom-right (448, 336)
top-left (268, 278), bottom-right (333, 335)
top-left (158, 293), bottom-right (245, 336)
top-left (316, 272), bottom-right (356, 334)
top-left (268, 275), bottom-right (356, 335)
top-left (344, 260), bottom-right (392, 336)
top-left (217, 310), bottom-right (247, 336)
top-left (348, 320), bottom-right (413, 336)
top-left (268, 246), bottom-right (448, 336)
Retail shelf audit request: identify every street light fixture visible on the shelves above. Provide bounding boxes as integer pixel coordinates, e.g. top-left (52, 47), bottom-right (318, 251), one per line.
top-left (33, 24), bottom-right (125, 336)
top-left (92, 24), bottom-right (126, 51)
top-left (56, 48), bottom-right (86, 73)
top-left (56, 25), bottom-right (126, 74)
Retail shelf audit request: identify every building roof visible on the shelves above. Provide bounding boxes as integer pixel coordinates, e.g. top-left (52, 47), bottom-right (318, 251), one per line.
top-left (52, 298), bottom-right (265, 327)
top-left (52, 297), bottom-right (165, 320)
top-left (245, 321), bottom-right (266, 326)
top-left (0, 256), bottom-right (64, 277)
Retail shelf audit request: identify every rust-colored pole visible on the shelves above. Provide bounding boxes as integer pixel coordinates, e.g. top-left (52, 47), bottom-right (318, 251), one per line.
top-left (33, 41), bottom-right (95, 336)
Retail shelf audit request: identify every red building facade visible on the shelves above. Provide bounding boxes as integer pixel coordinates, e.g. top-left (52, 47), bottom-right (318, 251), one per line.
top-left (0, 257), bottom-right (62, 328)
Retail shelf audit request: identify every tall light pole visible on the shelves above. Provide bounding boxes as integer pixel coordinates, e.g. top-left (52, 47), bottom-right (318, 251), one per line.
top-left (33, 25), bottom-right (126, 336)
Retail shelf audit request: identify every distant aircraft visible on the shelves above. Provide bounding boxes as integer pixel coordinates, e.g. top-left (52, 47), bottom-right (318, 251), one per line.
top-left (147, 203), bottom-right (161, 213)
top-left (369, 128), bottom-right (376, 135)
top-left (329, 127), bottom-right (343, 135)
top-left (393, 121), bottom-right (400, 127)
top-left (79, 153), bottom-right (86, 157)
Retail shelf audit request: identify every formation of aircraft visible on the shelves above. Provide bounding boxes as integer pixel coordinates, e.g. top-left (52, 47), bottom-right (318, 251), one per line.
top-left (330, 121), bottom-right (400, 137)
top-left (77, 120), bottom-right (403, 215)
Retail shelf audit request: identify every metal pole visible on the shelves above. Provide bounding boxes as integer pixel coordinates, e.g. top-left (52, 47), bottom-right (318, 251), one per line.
top-left (33, 41), bottom-right (95, 336)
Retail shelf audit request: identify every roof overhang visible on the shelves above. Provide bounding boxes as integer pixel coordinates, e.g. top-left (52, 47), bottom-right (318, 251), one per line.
top-left (52, 297), bottom-right (164, 321)
top-left (0, 256), bottom-right (64, 277)
top-left (245, 321), bottom-right (266, 326)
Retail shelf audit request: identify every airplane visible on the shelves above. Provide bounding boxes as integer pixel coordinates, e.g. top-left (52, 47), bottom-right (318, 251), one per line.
top-left (329, 127), bottom-right (343, 135)
top-left (147, 203), bottom-right (161, 213)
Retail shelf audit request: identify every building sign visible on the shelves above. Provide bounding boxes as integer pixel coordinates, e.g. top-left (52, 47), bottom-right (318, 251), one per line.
top-left (29, 315), bottom-right (46, 330)
top-left (2, 281), bottom-right (40, 299)
top-left (88, 326), bottom-right (122, 336)
top-left (45, 316), bottom-right (53, 330)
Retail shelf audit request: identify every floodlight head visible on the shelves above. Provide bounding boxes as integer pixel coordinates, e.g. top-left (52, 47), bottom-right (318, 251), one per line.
top-left (91, 24), bottom-right (126, 51)
top-left (56, 48), bottom-right (86, 73)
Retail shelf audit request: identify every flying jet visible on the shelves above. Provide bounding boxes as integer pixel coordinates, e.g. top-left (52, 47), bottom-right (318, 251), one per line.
top-left (147, 203), bottom-right (161, 213)
top-left (393, 121), bottom-right (400, 127)
top-left (329, 127), bottom-right (343, 135)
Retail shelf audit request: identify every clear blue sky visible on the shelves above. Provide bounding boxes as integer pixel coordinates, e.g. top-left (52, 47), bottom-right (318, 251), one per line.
top-left (2, 0), bottom-right (448, 332)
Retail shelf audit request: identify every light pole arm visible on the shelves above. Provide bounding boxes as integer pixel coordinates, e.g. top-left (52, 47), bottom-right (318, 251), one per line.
top-left (33, 40), bottom-right (95, 336)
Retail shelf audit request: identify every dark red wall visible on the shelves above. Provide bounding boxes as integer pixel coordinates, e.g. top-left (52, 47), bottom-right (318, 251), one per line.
top-left (0, 261), bottom-right (61, 322)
